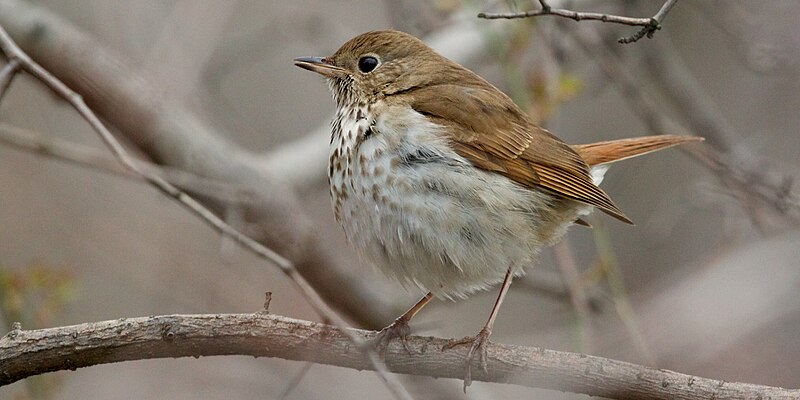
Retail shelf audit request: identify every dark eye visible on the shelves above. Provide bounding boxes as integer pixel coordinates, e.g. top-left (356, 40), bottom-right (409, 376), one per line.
top-left (358, 56), bottom-right (379, 73)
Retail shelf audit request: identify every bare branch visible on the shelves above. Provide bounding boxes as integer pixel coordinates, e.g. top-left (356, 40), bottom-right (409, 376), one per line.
top-left (1, 313), bottom-right (797, 399)
top-left (478, 0), bottom-right (679, 44)
top-left (0, 0), bottom-right (399, 330)
top-left (555, 22), bottom-right (800, 228)
top-left (0, 123), bottom-right (260, 204)
top-left (0, 9), bottom-right (412, 400)
top-left (619, 0), bottom-right (678, 44)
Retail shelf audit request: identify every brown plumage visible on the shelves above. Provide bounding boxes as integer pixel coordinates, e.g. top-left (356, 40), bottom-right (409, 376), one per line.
top-left (573, 135), bottom-right (701, 166)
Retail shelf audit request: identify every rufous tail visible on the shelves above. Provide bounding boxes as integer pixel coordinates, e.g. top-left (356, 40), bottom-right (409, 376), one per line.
top-left (572, 135), bottom-right (703, 167)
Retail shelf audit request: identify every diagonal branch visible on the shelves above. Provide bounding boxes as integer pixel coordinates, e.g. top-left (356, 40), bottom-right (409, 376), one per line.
top-left (0, 0), bottom-right (399, 330)
top-left (479, 0), bottom-right (679, 44)
top-left (0, 57), bottom-right (19, 101)
top-left (556, 22), bottom-right (799, 228)
top-left (0, 123), bottom-right (262, 204)
top-left (1, 313), bottom-right (797, 400)
top-left (0, 9), bottom-right (412, 400)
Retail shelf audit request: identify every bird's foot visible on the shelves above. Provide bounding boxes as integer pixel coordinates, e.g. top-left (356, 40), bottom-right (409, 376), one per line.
top-left (371, 317), bottom-right (413, 357)
top-left (442, 327), bottom-right (491, 391)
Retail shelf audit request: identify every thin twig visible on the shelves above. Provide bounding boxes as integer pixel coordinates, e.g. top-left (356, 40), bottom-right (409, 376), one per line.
top-left (619, 0), bottom-right (678, 44)
top-left (1, 313), bottom-right (797, 399)
top-left (537, 0), bottom-right (550, 12)
top-left (0, 57), bottom-right (19, 102)
top-left (479, 7), bottom-right (653, 25)
top-left (592, 222), bottom-right (656, 365)
top-left (0, 0), bottom-right (400, 330)
top-left (279, 362), bottom-right (313, 400)
top-left (478, 0), bottom-right (679, 44)
top-left (0, 123), bottom-right (259, 204)
top-left (560, 20), bottom-right (799, 228)
top-left (0, 23), bottom-right (412, 400)
top-left (552, 240), bottom-right (594, 352)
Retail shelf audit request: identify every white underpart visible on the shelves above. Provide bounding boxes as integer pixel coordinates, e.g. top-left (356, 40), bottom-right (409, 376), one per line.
top-left (329, 103), bottom-right (584, 299)
top-left (590, 164), bottom-right (609, 185)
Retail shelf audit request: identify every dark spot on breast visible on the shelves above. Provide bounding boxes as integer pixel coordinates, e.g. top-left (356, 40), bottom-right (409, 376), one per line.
top-left (399, 148), bottom-right (441, 166)
top-left (364, 126), bottom-right (374, 139)
top-left (378, 240), bottom-right (389, 257)
top-left (371, 184), bottom-right (380, 202)
top-left (460, 225), bottom-right (485, 245)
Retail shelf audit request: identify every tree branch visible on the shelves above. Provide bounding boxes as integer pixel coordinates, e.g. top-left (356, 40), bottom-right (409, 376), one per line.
top-left (555, 21), bottom-right (799, 228)
top-left (1, 313), bottom-right (796, 399)
top-left (0, 0), bottom-right (400, 329)
top-left (478, 0), bottom-right (678, 44)
top-left (0, 4), bottom-right (411, 399)
top-left (0, 123), bottom-right (262, 204)
top-left (0, 57), bottom-right (19, 101)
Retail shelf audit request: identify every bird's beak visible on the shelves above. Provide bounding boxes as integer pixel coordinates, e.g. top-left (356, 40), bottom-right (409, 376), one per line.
top-left (293, 56), bottom-right (344, 78)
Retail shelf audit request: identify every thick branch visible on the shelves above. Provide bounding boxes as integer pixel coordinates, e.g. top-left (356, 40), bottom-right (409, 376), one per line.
top-left (0, 0), bottom-right (398, 329)
top-left (1, 313), bottom-right (796, 399)
top-left (0, 7), bottom-right (415, 399)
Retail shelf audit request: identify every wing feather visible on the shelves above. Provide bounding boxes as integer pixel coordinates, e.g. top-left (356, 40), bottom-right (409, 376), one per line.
top-left (404, 82), bottom-right (632, 224)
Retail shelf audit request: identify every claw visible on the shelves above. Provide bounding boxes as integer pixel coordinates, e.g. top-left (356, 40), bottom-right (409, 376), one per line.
top-left (371, 318), bottom-right (413, 357)
top-left (442, 327), bottom-right (491, 391)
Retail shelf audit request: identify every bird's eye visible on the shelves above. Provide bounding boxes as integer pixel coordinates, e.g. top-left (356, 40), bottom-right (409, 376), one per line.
top-left (358, 56), bottom-right (379, 73)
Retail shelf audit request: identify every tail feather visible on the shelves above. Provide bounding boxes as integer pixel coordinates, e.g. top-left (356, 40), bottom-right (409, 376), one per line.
top-left (572, 135), bottom-right (703, 167)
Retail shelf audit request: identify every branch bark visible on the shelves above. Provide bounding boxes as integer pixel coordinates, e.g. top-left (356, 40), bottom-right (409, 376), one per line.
top-left (1, 313), bottom-right (797, 400)
top-left (0, 6), bottom-right (415, 399)
top-left (0, 0), bottom-right (399, 329)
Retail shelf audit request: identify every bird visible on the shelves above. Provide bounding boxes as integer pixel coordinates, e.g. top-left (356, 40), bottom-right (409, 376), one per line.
top-left (294, 29), bottom-right (701, 388)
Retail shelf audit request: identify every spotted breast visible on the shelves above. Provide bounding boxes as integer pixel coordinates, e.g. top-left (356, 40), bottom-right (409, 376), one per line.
top-left (327, 99), bottom-right (581, 299)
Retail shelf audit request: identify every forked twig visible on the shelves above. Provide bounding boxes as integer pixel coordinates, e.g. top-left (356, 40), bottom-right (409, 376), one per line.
top-left (479, 0), bottom-right (679, 44)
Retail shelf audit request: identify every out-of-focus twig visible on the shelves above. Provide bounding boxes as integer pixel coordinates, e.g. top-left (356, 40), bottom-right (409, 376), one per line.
top-left (0, 19), bottom-right (412, 400)
top-left (553, 239), bottom-right (595, 352)
top-left (0, 57), bottom-right (19, 101)
top-left (0, 123), bottom-right (260, 204)
top-left (279, 362), bottom-right (313, 400)
top-left (0, 0), bottom-right (401, 330)
top-left (591, 222), bottom-right (656, 365)
top-left (558, 21), bottom-right (799, 230)
top-left (479, 0), bottom-right (678, 44)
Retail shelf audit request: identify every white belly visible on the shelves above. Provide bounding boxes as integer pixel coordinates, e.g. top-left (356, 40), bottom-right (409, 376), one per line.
top-left (328, 104), bottom-right (580, 299)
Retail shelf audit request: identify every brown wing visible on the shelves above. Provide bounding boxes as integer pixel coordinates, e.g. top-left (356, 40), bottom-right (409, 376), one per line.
top-left (406, 83), bottom-right (632, 224)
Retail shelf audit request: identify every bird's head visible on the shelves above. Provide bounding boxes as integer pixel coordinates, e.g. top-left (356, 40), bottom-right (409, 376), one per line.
top-left (294, 30), bottom-right (464, 107)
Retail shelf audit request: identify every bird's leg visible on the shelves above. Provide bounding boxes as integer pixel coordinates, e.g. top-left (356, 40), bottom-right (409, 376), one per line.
top-left (372, 292), bottom-right (433, 356)
top-left (443, 267), bottom-right (514, 391)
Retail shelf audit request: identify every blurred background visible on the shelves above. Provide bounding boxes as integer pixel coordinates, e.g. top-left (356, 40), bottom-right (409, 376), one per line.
top-left (1, 0), bottom-right (799, 399)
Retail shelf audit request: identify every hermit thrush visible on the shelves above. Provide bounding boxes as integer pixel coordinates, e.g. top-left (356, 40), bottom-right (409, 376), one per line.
top-left (294, 30), bottom-right (700, 388)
